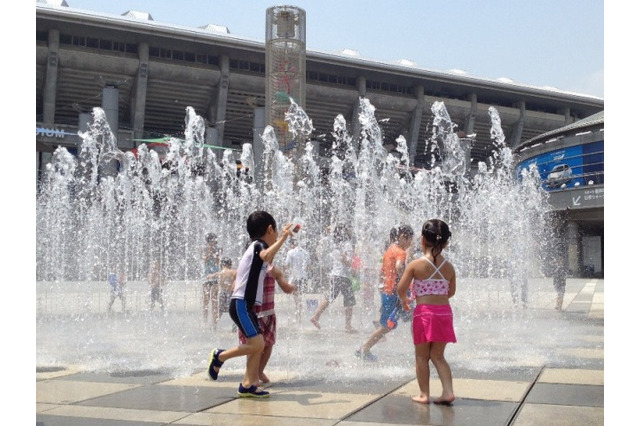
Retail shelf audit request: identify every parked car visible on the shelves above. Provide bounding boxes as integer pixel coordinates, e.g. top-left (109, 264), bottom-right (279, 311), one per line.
top-left (547, 163), bottom-right (572, 188)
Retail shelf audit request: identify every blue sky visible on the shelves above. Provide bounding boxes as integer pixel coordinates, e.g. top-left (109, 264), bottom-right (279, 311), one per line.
top-left (51, 0), bottom-right (604, 98)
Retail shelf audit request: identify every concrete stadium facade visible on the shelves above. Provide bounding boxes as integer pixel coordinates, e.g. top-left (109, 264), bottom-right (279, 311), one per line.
top-left (36, 2), bottom-right (604, 277)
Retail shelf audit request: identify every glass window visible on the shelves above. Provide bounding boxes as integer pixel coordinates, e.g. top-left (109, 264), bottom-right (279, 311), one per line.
top-left (99, 39), bottom-right (112, 50)
top-left (87, 37), bottom-right (99, 48)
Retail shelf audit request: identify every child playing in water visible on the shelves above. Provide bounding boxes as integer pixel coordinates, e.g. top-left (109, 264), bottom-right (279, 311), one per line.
top-left (207, 257), bottom-right (236, 324)
top-left (310, 223), bottom-right (357, 333)
top-left (238, 264), bottom-right (296, 386)
top-left (202, 233), bottom-right (221, 326)
top-left (283, 238), bottom-right (311, 323)
top-left (397, 219), bottom-right (456, 405)
top-left (356, 224), bottom-right (414, 361)
top-left (148, 260), bottom-right (167, 312)
top-left (107, 272), bottom-right (127, 313)
top-left (207, 211), bottom-right (293, 398)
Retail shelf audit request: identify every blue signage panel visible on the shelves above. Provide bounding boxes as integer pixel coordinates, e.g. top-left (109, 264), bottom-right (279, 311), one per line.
top-left (582, 141), bottom-right (604, 185)
top-left (516, 141), bottom-right (604, 191)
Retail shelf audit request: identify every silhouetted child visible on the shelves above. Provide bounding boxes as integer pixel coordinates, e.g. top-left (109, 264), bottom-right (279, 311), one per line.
top-left (202, 232), bottom-right (221, 325)
top-left (148, 260), bottom-right (167, 312)
top-left (310, 224), bottom-right (357, 333)
top-left (207, 211), bottom-right (293, 398)
top-left (284, 238), bottom-right (311, 323)
top-left (207, 257), bottom-right (237, 325)
top-left (107, 272), bottom-right (126, 313)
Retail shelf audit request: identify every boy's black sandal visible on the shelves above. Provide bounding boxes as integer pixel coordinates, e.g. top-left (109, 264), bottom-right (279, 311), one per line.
top-left (207, 348), bottom-right (225, 380)
top-left (237, 383), bottom-right (270, 398)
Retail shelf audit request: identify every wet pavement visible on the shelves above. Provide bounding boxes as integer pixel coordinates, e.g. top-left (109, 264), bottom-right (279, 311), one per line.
top-left (37, 278), bottom-right (604, 425)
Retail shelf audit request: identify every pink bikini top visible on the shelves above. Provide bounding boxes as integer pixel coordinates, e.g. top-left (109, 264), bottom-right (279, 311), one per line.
top-left (412, 257), bottom-right (450, 297)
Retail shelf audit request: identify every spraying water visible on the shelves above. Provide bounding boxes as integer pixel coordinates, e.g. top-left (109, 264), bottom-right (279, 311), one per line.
top-left (36, 100), bottom-right (596, 382)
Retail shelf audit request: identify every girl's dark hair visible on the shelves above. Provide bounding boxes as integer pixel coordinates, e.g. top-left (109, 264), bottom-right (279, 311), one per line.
top-left (220, 257), bottom-right (232, 268)
top-left (422, 219), bottom-right (451, 261)
top-left (205, 232), bottom-right (217, 243)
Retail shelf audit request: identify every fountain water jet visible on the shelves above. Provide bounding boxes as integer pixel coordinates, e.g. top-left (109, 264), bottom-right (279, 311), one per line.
top-left (36, 100), bottom-right (597, 383)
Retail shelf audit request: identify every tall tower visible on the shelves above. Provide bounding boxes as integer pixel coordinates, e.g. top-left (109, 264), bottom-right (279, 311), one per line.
top-left (265, 5), bottom-right (306, 156)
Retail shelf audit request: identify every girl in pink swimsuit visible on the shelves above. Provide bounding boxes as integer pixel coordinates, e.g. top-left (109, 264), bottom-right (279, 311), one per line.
top-left (397, 219), bottom-right (456, 405)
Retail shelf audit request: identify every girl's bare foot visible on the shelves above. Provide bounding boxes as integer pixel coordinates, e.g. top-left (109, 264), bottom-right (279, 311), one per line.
top-left (310, 318), bottom-right (321, 330)
top-left (259, 373), bottom-right (270, 384)
top-left (412, 395), bottom-right (430, 404)
top-left (433, 395), bottom-right (455, 406)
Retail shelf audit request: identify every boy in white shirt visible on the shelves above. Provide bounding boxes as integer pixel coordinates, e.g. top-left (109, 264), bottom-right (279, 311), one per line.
top-left (207, 211), bottom-right (293, 398)
top-left (284, 239), bottom-right (311, 322)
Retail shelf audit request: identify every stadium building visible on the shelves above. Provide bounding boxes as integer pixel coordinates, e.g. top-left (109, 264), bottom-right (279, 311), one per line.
top-left (36, 1), bottom-right (604, 277)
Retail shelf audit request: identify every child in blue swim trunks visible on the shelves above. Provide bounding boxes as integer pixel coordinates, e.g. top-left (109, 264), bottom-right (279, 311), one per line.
top-left (207, 211), bottom-right (293, 398)
top-left (356, 224), bottom-right (414, 361)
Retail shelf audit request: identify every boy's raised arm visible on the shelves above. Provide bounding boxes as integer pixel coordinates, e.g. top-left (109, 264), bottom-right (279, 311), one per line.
top-left (261, 224), bottom-right (293, 263)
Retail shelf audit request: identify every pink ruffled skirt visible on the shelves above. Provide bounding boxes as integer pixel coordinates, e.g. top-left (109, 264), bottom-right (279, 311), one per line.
top-left (412, 304), bottom-right (457, 345)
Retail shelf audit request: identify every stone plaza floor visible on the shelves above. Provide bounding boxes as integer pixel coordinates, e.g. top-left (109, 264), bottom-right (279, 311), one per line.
top-left (37, 278), bottom-right (605, 425)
